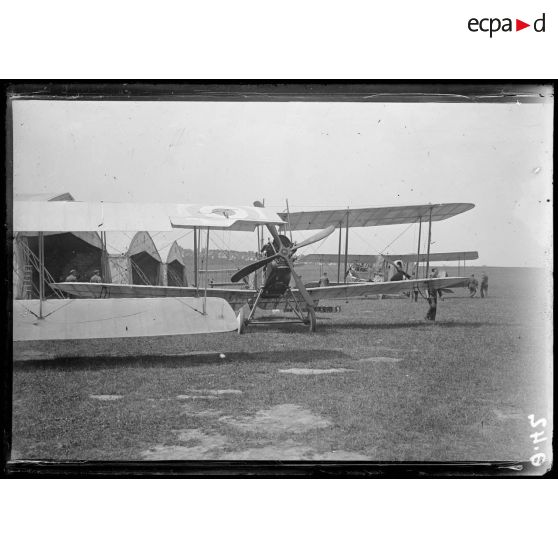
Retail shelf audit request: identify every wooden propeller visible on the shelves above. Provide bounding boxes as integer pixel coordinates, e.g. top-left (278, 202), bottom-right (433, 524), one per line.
top-left (231, 253), bottom-right (277, 283)
top-left (260, 219), bottom-right (316, 307)
top-left (231, 204), bottom-right (335, 305)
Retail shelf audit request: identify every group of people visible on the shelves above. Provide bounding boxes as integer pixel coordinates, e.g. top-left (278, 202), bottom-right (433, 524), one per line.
top-left (467, 272), bottom-right (488, 298)
top-left (64, 269), bottom-right (103, 283)
top-left (424, 268), bottom-right (489, 300)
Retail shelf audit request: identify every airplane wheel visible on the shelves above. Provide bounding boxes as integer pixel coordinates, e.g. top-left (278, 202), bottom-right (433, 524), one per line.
top-left (237, 305), bottom-right (249, 334)
top-left (307, 307), bottom-right (316, 332)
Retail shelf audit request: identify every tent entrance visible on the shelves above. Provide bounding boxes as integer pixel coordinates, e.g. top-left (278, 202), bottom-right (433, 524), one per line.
top-left (26, 233), bottom-right (102, 298)
top-left (130, 252), bottom-right (160, 285)
top-left (167, 260), bottom-right (186, 287)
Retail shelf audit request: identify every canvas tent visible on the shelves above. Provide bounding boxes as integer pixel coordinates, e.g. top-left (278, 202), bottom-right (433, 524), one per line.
top-left (152, 233), bottom-right (189, 287)
top-left (13, 193), bottom-right (104, 299)
top-left (13, 193), bottom-right (180, 293)
top-left (103, 231), bottom-right (163, 285)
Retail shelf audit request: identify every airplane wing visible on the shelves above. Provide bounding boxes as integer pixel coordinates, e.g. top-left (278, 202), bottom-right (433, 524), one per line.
top-left (51, 276), bottom-right (468, 312)
top-left (14, 297), bottom-right (239, 341)
top-left (13, 201), bottom-right (285, 232)
top-left (298, 253), bottom-right (382, 264)
top-left (386, 251), bottom-right (479, 263)
top-left (50, 282), bottom-right (257, 311)
top-left (298, 251), bottom-right (478, 264)
top-left (302, 277), bottom-right (469, 300)
top-left (280, 203), bottom-right (474, 231)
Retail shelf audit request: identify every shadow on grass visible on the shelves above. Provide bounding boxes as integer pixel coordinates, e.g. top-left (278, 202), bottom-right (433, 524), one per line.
top-left (13, 348), bottom-right (350, 371)
top-left (324, 321), bottom-right (510, 331)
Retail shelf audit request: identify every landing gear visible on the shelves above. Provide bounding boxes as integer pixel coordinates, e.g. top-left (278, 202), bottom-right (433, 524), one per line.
top-left (235, 289), bottom-right (318, 333)
top-left (237, 304), bottom-right (249, 334)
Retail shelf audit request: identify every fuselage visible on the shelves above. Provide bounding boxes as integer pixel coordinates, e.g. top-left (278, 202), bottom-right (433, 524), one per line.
top-left (262, 259), bottom-right (291, 298)
top-left (261, 234), bottom-right (293, 298)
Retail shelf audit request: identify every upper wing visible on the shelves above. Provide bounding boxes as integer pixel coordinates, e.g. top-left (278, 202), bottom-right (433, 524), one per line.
top-left (386, 251), bottom-right (479, 263)
top-left (298, 253), bottom-right (382, 264)
top-left (13, 201), bottom-right (285, 232)
top-left (280, 203), bottom-right (474, 231)
top-left (298, 250), bottom-right (478, 264)
top-left (303, 277), bottom-right (469, 300)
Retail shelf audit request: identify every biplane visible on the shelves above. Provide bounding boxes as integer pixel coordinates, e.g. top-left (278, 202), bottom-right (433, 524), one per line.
top-left (34, 200), bottom-right (475, 333)
top-left (12, 201), bottom-right (285, 340)
top-left (278, 203), bottom-right (475, 281)
top-left (299, 251), bottom-right (480, 282)
top-left (383, 251), bottom-right (479, 278)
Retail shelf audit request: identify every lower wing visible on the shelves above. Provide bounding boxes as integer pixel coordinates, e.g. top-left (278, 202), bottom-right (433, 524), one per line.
top-left (50, 282), bottom-right (256, 310)
top-left (303, 277), bottom-right (469, 300)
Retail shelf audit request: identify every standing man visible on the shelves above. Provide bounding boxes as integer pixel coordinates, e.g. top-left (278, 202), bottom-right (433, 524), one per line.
top-left (90, 269), bottom-right (102, 283)
top-left (480, 272), bottom-right (488, 298)
top-left (467, 274), bottom-right (478, 297)
top-left (410, 266), bottom-right (419, 302)
top-left (390, 267), bottom-right (405, 281)
top-left (64, 269), bottom-right (78, 282)
top-left (319, 272), bottom-right (330, 286)
top-left (389, 260), bottom-right (406, 282)
top-left (424, 267), bottom-right (439, 319)
top-left (430, 267), bottom-right (444, 300)
top-left (345, 265), bottom-right (359, 283)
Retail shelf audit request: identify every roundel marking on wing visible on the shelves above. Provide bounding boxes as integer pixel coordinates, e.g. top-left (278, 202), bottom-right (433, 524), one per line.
top-left (199, 206), bottom-right (249, 219)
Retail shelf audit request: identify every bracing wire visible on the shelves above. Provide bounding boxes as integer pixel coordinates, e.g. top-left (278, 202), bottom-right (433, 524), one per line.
top-left (379, 221), bottom-right (417, 254)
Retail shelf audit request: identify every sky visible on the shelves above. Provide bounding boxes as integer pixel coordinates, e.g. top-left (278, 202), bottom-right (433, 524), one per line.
top-left (11, 95), bottom-right (553, 267)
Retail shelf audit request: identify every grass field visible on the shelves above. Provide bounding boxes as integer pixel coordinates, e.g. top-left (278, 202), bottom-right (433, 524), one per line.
top-left (11, 266), bottom-right (552, 464)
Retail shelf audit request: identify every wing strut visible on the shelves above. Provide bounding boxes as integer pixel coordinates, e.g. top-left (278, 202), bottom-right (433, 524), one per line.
top-left (255, 199), bottom-right (265, 290)
top-left (100, 231), bottom-right (106, 281)
top-left (38, 231), bottom-right (45, 318)
top-left (337, 225), bottom-right (342, 283)
top-left (193, 226), bottom-right (198, 290)
top-left (285, 198), bottom-right (293, 242)
top-left (425, 207), bottom-right (433, 278)
top-left (415, 217), bottom-right (422, 278)
top-left (255, 224), bottom-right (260, 290)
top-left (343, 210), bottom-right (349, 283)
top-left (203, 227), bottom-right (210, 314)
top-left (424, 206), bottom-right (438, 321)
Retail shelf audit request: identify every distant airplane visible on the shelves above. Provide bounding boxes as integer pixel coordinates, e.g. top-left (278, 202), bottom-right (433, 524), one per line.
top-left (299, 251), bottom-right (479, 280)
top-left (384, 251), bottom-right (479, 278)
